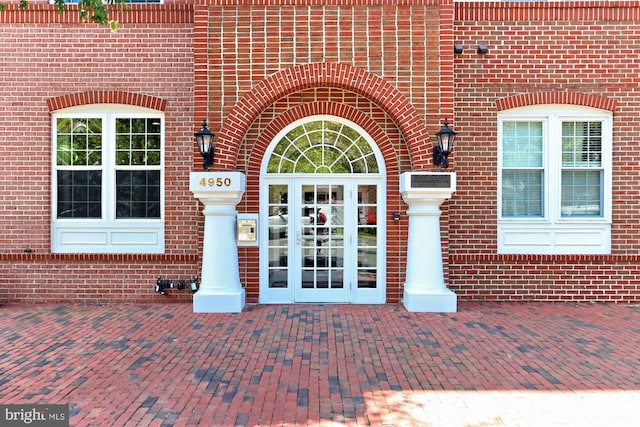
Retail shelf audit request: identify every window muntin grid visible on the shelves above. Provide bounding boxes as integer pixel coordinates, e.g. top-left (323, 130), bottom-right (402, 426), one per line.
top-left (56, 117), bottom-right (102, 167)
top-left (115, 118), bottom-right (162, 166)
top-left (501, 121), bottom-right (544, 217)
top-left (56, 117), bottom-right (103, 218)
top-left (357, 184), bottom-right (377, 289)
top-left (115, 170), bottom-right (161, 218)
top-left (55, 115), bottom-right (162, 220)
top-left (266, 120), bottom-right (380, 174)
top-left (562, 121), bottom-right (602, 168)
top-left (560, 121), bottom-right (603, 217)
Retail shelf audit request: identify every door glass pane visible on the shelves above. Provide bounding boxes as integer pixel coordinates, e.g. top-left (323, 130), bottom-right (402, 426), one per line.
top-left (358, 228), bottom-right (377, 244)
top-left (358, 248), bottom-right (376, 268)
top-left (330, 188), bottom-right (344, 226)
top-left (268, 185), bottom-right (289, 288)
top-left (299, 184), bottom-right (346, 291)
top-left (331, 270), bottom-right (344, 289)
top-left (269, 270), bottom-right (288, 288)
top-left (316, 269), bottom-right (329, 288)
top-left (358, 270), bottom-right (377, 289)
top-left (302, 248), bottom-right (315, 267)
top-left (331, 247), bottom-right (344, 268)
top-left (357, 185), bottom-right (378, 289)
top-left (302, 268), bottom-right (315, 288)
top-left (269, 247), bottom-right (288, 267)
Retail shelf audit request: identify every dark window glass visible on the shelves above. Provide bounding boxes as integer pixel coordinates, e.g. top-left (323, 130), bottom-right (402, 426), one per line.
top-left (57, 170), bottom-right (102, 218)
top-left (116, 170), bottom-right (161, 218)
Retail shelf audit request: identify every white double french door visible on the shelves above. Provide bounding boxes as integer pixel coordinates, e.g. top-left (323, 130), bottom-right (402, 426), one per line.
top-left (261, 177), bottom-right (384, 304)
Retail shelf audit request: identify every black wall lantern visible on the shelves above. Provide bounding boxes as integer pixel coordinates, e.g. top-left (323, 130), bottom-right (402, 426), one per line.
top-left (195, 120), bottom-right (215, 170)
top-left (433, 118), bottom-right (457, 169)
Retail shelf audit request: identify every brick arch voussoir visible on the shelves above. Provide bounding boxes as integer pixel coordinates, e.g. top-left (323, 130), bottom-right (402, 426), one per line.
top-left (245, 101), bottom-right (399, 177)
top-left (47, 90), bottom-right (167, 112)
top-left (496, 92), bottom-right (617, 112)
top-left (217, 63), bottom-right (428, 169)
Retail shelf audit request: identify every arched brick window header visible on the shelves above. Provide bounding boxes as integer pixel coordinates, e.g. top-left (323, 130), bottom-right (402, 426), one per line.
top-left (47, 91), bottom-right (167, 112)
top-left (216, 63), bottom-right (430, 169)
top-left (496, 92), bottom-right (616, 112)
top-left (247, 101), bottom-right (398, 175)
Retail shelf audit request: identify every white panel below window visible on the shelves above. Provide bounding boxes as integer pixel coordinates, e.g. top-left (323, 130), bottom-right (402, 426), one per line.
top-left (59, 231), bottom-right (107, 246)
top-left (503, 231), bottom-right (551, 247)
top-left (498, 222), bottom-right (610, 255)
top-left (554, 230), bottom-right (606, 247)
top-left (111, 231), bottom-right (159, 245)
top-left (52, 222), bottom-right (163, 254)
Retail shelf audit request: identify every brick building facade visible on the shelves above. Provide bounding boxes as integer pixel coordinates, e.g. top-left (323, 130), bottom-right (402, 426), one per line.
top-left (0, 0), bottom-right (639, 306)
top-left (450, 2), bottom-right (640, 302)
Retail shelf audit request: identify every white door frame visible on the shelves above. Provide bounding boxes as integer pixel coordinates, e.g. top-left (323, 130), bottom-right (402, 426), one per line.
top-left (258, 115), bottom-right (386, 304)
top-left (259, 175), bottom-right (385, 304)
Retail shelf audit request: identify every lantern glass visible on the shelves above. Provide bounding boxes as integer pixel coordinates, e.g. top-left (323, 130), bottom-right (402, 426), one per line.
top-left (436, 119), bottom-right (457, 154)
top-left (195, 121), bottom-right (214, 156)
top-left (196, 134), bottom-right (209, 156)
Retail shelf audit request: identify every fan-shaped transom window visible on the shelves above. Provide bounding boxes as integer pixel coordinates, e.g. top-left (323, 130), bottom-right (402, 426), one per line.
top-left (266, 119), bottom-right (380, 174)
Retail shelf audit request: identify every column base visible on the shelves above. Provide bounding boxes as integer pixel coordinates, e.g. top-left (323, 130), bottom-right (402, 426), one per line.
top-left (193, 288), bottom-right (246, 313)
top-left (403, 287), bottom-right (457, 313)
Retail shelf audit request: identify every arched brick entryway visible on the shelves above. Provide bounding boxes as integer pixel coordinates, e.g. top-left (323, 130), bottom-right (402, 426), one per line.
top-left (215, 63), bottom-right (432, 169)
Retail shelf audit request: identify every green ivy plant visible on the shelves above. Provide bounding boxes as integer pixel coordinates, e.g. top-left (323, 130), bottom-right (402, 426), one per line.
top-left (1, 0), bottom-right (125, 31)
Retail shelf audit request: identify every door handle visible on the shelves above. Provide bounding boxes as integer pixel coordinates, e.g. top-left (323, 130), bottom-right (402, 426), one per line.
top-left (296, 230), bottom-right (301, 245)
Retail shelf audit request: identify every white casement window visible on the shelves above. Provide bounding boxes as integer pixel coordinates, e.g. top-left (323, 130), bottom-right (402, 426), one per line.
top-left (498, 105), bottom-right (612, 254)
top-left (51, 105), bottom-right (164, 253)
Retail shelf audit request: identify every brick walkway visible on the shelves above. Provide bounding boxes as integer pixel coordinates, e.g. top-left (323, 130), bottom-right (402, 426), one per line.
top-left (1, 302), bottom-right (639, 426)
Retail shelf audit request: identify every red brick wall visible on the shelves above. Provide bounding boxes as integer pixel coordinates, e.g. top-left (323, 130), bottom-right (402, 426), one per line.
top-left (4, 0), bottom-right (638, 305)
top-left (200, 2), bottom-right (446, 142)
top-left (0, 4), bottom-right (199, 303)
top-left (450, 1), bottom-right (640, 302)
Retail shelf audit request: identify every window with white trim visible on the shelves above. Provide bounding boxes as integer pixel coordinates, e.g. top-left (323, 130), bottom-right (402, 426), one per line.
top-left (498, 105), bottom-right (612, 254)
top-left (52, 105), bottom-right (164, 253)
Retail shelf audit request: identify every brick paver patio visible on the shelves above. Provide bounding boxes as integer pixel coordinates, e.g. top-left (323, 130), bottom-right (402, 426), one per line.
top-left (1, 302), bottom-right (639, 426)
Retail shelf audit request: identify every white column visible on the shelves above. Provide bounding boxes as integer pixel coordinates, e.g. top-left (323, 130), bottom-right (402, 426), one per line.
top-left (190, 172), bottom-right (246, 313)
top-left (400, 172), bottom-right (457, 312)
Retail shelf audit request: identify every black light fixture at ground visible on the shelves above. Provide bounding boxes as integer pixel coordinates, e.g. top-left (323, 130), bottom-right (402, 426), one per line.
top-left (195, 119), bottom-right (215, 170)
top-left (433, 118), bottom-right (457, 169)
top-left (477, 44), bottom-right (489, 54)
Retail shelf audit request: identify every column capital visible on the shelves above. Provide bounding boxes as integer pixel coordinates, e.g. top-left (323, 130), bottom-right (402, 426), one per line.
top-left (400, 172), bottom-right (456, 206)
top-left (190, 172), bottom-right (246, 208)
